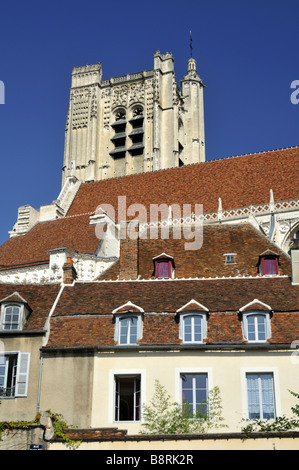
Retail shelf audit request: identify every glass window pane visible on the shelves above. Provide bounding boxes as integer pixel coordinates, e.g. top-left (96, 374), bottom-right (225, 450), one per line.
top-left (247, 373), bottom-right (275, 420)
top-left (115, 376), bottom-right (141, 422)
top-left (181, 373), bottom-right (207, 416)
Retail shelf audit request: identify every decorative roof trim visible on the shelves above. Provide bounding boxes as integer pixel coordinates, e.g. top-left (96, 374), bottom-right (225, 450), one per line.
top-left (112, 301), bottom-right (144, 314)
top-left (152, 252), bottom-right (174, 261)
top-left (176, 299), bottom-right (209, 313)
top-left (0, 291), bottom-right (29, 305)
top-left (239, 298), bottom-right (273, 312)
top-left (259, 249), bottom-right (280, 257)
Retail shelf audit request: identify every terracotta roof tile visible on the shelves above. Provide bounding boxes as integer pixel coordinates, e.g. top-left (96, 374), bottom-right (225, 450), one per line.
top-left (44, 277), bottom-right (299, 348)
top-left (0, 214), bottom-right (99, 268)
top-left (0, 284), bottom-right (60, 331)
top-left (67, 147), bottom-right (299, 217)
top-left (101, 223), bottom-right (291, 280)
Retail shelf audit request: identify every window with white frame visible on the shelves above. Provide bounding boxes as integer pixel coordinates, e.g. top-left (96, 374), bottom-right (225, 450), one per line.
top-left (1, 304), bottom-right (23, 330)
top-left (243, 312), bottom-right (271, 342)
top-left (180, 313), bottom-right (207, 343)
top-left (115, 315), bottom-right (142, 345)
top-left (114, 375), bottom-right (141, 421)
top-left (0, 352), bottom-right (30, 398)
top-left (181, 373), bottom-right (208, 417)
top-left (246, 373), bottom-right (276, 420)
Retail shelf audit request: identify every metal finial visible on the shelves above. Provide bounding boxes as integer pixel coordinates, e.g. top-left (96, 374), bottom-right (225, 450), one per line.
top-left (189, 30), bottom-right (193, 58)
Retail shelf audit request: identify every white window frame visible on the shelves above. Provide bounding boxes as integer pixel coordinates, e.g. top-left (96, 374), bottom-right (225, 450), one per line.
top-left (242, 311), bottom-right (271, 342)
top-left (175, 367), bottom-right (213, 411)
top-left (223, 253), bottom-right (237, 264)
top-left (114, 314), bottom-right (143, 345)
top-left (179, 312), bottom-right (207, 344)
top-left (0, 303), bottom-right (24, 331)
top-left (114, 375), bottom-right (141, 422)
top-left (180, 372), bottom-right (208, 416)
top-left (108, 368), bottom-right (146, 423)
top-left (241, 367), bottom-right (281, 421)
top-left (0, 351), bottom-right (30, 398)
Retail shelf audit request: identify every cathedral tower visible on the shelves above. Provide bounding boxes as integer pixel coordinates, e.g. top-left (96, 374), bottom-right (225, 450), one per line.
top-left (62, 51), bottom-right (205, 186)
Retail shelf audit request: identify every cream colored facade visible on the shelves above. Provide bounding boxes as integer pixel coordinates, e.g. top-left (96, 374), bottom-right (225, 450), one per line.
top-left (39, 347), bottom-right (299, 436)
top-left (0, 335), bottom-right (44, 422)
top-left (62, 52), bottom-right (205, 185)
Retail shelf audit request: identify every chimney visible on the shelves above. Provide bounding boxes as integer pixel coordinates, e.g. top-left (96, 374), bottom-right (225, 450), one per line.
top-left (291, 246), bottom-right (299, 285)
top-left (62, 257), bottom-right (77, 284)
top-left (119, 222), bottom-right (139, 280)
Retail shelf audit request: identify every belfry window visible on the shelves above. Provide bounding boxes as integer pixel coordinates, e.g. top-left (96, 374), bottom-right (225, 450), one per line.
top-left (110, 109), bottom-right (127, 159)
top-left (128, 107), bottom-right (144, 156)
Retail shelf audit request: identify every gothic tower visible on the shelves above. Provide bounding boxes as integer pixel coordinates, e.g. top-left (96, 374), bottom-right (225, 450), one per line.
top-left (62, 51), bottom-right (205, 187)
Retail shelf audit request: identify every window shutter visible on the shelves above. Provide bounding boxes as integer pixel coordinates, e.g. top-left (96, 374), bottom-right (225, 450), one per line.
top-left (15, 352), bottom-right (30, 397)
top-left (263, 257), bottom-right (278, 275)
top-left (157, 260), bottom-right (170, 278)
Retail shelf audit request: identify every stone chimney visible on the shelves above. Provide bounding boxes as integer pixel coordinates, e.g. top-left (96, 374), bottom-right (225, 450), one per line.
top-left (119, 222), bottom-right (139, 280)
top-left (62, 257), bottom-right (77, 284)
top-left (291, 246), bottom-right (299, 285)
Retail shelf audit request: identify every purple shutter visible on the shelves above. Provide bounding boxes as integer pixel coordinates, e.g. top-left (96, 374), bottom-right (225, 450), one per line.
top-left (263, 258), bottom-right (278, 275)
top-left (157, 261), bottom-right (170, 278)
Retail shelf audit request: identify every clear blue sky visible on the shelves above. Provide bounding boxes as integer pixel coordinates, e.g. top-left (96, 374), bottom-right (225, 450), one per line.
top-left (0, 0), bottom-right (298, 245)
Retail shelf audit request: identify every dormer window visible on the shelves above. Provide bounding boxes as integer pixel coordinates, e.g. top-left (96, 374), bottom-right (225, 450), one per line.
top-left (2, 305), bottom-right (22, 330)
top-left (224, 253), bottom-right (236, 265)
top-left (239, 299), bottom-right (272, 343)
top-left (0, 292), bottom-right (31, 331)
top-left (113, 301), bottom-right (144, 346)
top-left (258, 251), bottom-right (279, 276)
top-left (243, 313), bottom-right (270, 342)
top-left (181, 313), bottom-right (207, 343)
top-left (153, 253), bottom-right (174, 279)
top-left (177, 300), bottom-right (209, 344)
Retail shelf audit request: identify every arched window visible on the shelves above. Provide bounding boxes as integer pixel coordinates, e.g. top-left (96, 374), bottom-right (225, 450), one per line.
top-left (243, 312), bottom-right (271, 342)
top-left (181, 314), bottom-right (206, 343)
top-left (118, 316), bottom-right (139, 345)
top-left (178, 312), bottom-right (208, 344)
top-left (1, 304), bottom-right (22, 330)
top-left (128, 106), bottom-right (144, 156)
top-left (110, 109), bottom-right (127, 159)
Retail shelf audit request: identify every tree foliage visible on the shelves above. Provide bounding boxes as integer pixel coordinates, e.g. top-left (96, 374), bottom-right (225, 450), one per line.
top-left (140, 380), bottom-right (227, 435)
top-left (241, 390), bottom-right (299, 437)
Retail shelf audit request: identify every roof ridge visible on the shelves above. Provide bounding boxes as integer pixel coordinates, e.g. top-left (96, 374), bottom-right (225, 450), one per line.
top-left (76, 145), bottom-right (299, 187)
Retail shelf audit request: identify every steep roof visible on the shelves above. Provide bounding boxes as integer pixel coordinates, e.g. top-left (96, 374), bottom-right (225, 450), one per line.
top-left (45, 277), bottom-right (299, 349)
top-left (0, 284), bottom-right (60, 331)
top-left (101, 223), bottom-right (291, 280)
top-left (67, 147), bottom-right (299, 217)
top-left (0, 146), bottom-right (298, 270)
top-left (0, 214), bottom-right (99, 269)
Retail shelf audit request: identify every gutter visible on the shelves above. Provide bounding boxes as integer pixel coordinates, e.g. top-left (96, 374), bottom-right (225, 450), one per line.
top-left (40, 343), bottom-right (293, 353)
top-left (36, 283), bottom-right (66, 414)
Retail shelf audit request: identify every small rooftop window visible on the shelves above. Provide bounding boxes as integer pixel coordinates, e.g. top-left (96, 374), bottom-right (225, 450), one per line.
top-left (224, 253), bottom-right (236, 264)
top-left (258, 251), bottom-right (279, 276)
top-left (153, 253), bottom-right (174, 279)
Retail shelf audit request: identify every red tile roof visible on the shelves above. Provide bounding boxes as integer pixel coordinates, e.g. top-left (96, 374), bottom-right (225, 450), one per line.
top-left (0, 284), bottom-right (60, 331)
top-left (129, 223), bottom-right (291, 280)
top-left (67, 147), bottom-right (299, 218)
top-left (0, 214), bottom-right (99, 269)
top-left (45, 277), bottom-right (299, 348)
top-left (0, 147), bottom-right (298, 270)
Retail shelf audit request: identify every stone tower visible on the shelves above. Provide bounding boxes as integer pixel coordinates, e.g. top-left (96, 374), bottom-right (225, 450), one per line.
top-left (62, 51), bottom-right (205, 186)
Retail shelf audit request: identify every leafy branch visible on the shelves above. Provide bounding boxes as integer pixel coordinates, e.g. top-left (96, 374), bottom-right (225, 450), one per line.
top-left (140, 379), bottom-right (227, 435)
